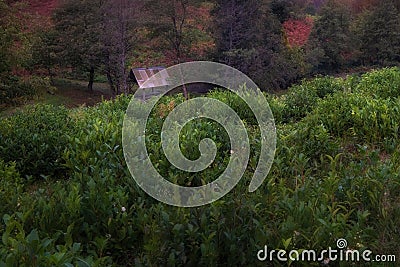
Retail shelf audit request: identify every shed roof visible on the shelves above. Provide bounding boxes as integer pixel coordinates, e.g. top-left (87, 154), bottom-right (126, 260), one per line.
top-left (131, 66), bottom-right (170, 88)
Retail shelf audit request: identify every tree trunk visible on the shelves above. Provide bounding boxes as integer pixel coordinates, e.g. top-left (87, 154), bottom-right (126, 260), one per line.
top-left (182, 83), bottom-right (188, 100)
top-left (120, 49), bottom-right (128, 95)
top-left (177, 56), bottom-right (188, 100)
top-left (106, 70), bottom-right (116, 96)
top-left (88, 66), bottom-right (95, 91)
top-left (47, 65), bottom-right (54, 85)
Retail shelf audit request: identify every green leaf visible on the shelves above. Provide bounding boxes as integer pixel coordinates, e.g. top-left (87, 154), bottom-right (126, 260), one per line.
top-left (282, 238), bottom-right (292, 250)
top-left (27, 229), bottom-right (39, 243)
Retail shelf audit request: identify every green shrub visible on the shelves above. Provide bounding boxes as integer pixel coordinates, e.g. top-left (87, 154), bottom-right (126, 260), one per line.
top-left (1, 70), bottom-right (400, 266)
top-left (0, 214), bottom-right (111, 267)
top-left (310, 91), bottom-right (400, 143)
top-left (63, 96), bottom-right (129, 181)
top-left (281, 76), bottom-right (345, 122)
top-left (0, 161), bottom-right (23, 216)
top-left (0, 76), bottom-right (35, 106)
top-left (24, 76), bottom-right (57, 96)
top-left (207, 89), bottom-right (257, 125)
top-left (0, 104), bottom-right (73, 179)
top-left (355, 67), bottom-right (400, 99)
top-left (281, 84), bottom-right (319, 122)
top-left (0, 75), bottom-right (55, 107)
top-left (303, 76), bottom-right (346, 98)
top-left (266, 94), bottom-right (285, 124)
top-left (286, 120), bottom-right (340, 161)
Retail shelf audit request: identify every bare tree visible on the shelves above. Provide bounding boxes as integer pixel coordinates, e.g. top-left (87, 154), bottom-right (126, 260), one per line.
top-left (144, 0), bottom-right (202, 99)
top-left (101, 0), bottom-right (141, 95)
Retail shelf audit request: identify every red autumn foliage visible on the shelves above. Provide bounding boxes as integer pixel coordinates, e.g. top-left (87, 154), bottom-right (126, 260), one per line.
top-left (24, 0), bottom-right (58, 17)
top-left (283, 17), bottom-right (314, 48)
top-left (186, 3), bottom-right (215, 61)
top-left (12, 0), bottom-right (58, 29)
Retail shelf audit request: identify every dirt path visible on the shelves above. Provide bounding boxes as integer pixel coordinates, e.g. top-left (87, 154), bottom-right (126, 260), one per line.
top-left (53, 79), bottom-right (114, 108)
top-left (57, 87), bottom-right (113, 108)
top-left (0, 79), bottom-right (115, 117)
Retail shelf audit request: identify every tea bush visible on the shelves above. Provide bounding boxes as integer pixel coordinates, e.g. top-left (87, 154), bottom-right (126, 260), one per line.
top-left (0, 214), bottom-right (112, 267)
top-left (0, 75), bottom-right (55, 107)
top-left (280, 76), bottom-right (345, 123)
top-left (1, 67), bottom-right (400, 266)
top-left (63, 97), bottom-right (128, 181)
top-left (284, 120), bottom-right (340, 162)
top-left (0, 161), bottom-right (23, 217)
top-left (0, 104), bottom-right (73, 179)
top-left (207, 89), bottom-right (256, 125)
top-left (265, 94), bottom-right (285, 124)
top-left (309, 91), bottom-right (400, 143)
top-left (355, 67), bottom-right (400, 99)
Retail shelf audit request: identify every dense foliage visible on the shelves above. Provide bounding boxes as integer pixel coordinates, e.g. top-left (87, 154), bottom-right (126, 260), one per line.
top-left (1, 67), bottom-right (400, 266)
top-left (1, 0), bottom-right (400, 106)
top-left (0, 104), bottom-right (71, 178)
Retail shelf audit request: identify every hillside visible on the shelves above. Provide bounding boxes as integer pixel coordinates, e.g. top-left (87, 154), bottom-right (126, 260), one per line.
top-left (1, 68), bottom-right (399, 265)
top-left (24, 0), bottom-right (58, 16)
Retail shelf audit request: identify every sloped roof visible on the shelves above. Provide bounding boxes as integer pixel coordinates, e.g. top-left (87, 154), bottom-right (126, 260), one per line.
top-left (131, 66), bottom-right (170, 88)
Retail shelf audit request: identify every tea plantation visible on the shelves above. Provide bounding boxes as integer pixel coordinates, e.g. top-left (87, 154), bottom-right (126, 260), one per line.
top-left (1, 68), bottom-right (400, 266)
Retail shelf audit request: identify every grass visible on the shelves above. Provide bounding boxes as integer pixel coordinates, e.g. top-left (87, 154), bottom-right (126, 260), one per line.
top-left (57, 78), bottom-right (111, 94)
top-left (0, 78), bottom-right (113, 118)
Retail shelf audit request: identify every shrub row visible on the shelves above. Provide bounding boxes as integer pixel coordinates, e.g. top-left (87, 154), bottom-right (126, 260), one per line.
top-left (1, 68), bottom-right (400, 265)
top-left (0, 76), bottom-right (56, 107)
top-left (0, 104), bottom-right (73, 179)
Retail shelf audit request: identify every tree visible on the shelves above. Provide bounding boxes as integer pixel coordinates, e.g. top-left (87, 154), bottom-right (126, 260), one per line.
top-left (270, 0), bottom-right (292, 23)
top-left (53, 0), bottom-right (104, 91)
top-left (31, 29), bottom-right (59, 81)
top-left (0, 0), bottom-right (15, 74)
top-left (350, 0), bottom-right (379, 13)
top-left (101, 0), bottom-right (141, 95)
top-left (143, 0), bottom-right (206, 99)
top-left (0, 0), bottom-right (43, 104)
top-left (145, 0), bottom-right (195, 64)
top-left (54, 0), bottom-right (142, 94)
top-left (355, 0), bottom-right (400, 66)
top-left (307, 0), bottom-right (352, 72)
top-left (271, 0), bottom-right (317, 21)
top-left (212, 0), bottom-right (306, 90)
top-left (0, 0), bottom-right (25, 75)
top-left (213, 0), bottom-right (265, 71)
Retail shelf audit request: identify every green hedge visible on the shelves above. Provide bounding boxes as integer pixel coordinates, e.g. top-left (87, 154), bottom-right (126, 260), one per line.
top-left (279, 76), bottom-right (346, 123)
top-left (1, 68), bottom-right (400, 265)
top-left (0, 76), bottom-right (56, 107)
top-left (0, 104), bottom-right (73, 179)
top-left (354, 67), bottom-right (400, 99)
top-left (308, 91), bottom-right (400, 143)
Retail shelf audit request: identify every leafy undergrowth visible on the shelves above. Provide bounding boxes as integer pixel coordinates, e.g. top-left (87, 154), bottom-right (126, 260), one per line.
top-left (0, 78), bottom-right (113, 118)
top-left (1, 67), bottom-right (400, 266)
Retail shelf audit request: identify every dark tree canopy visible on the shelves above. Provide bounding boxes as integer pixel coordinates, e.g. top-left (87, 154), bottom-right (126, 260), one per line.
top-left (213, 0), bottom-right (308, 90)
top-left (53, 0), bottom-right (104, 90)
top-left (356, 0), bottom-right (400, 65)
top-left (307, 0), bottom-right (351, 72)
